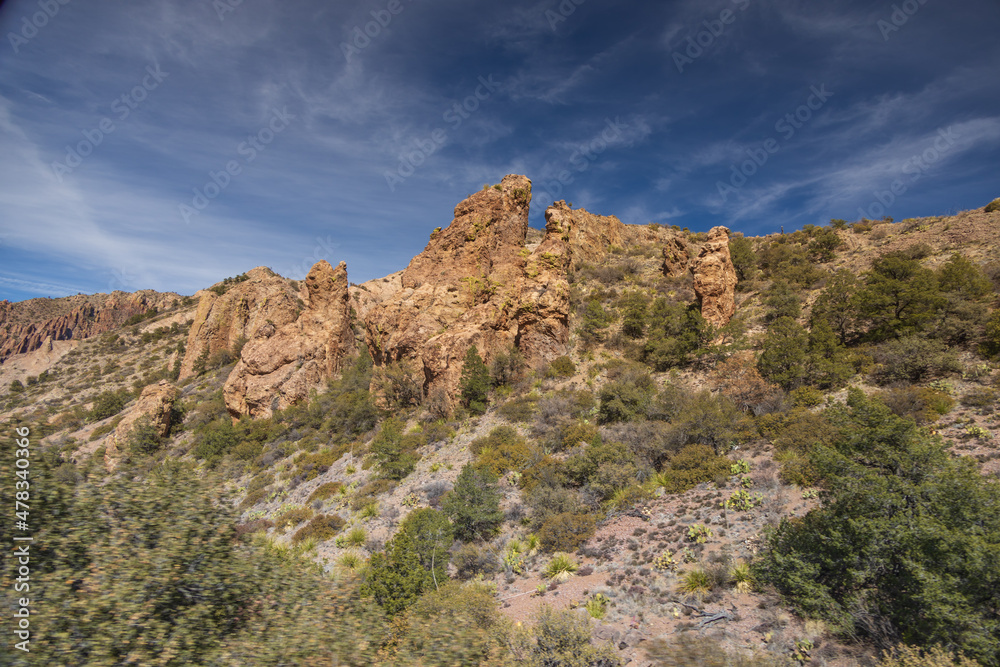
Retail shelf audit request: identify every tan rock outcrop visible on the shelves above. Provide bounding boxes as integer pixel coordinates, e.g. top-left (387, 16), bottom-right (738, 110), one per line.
top-left (105, 380), bottom-right (178, 471)
top-left (363, 175), bottom-right (570, 403)
top-left (223, 261), bottom-right (355, 419)
top-left (662, 236), bottom-right (691, 278)
top-left (0, 290), bottom-right (181, 362)
top-left (693, 226), bottom-right (738, 327)
top-left (543, 200), bottom-right (626, 268)
top-left (178, 267), bottom-right (300, 379)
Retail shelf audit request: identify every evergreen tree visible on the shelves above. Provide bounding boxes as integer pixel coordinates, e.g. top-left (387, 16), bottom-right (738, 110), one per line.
top-left (443, 464), bottom-right (504, 542)
top-left (757, 316), bottom-right (809, 390)
top-left (370, 417), bottom-right (419, 481)
top-left (459, 345), bottom-right (490, 415)
top-left (361, 530), bottom-right (435, 617)
top-left (804, 318), bottom-right (854, 389)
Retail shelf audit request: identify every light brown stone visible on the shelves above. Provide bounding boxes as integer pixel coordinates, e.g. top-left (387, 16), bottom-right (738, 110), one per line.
top-left (693, 226), bottom-right (738, 327)
top-left (105, 380), bottom-right (178, 470)
top-left (223, 261), bottom-right (355, 419)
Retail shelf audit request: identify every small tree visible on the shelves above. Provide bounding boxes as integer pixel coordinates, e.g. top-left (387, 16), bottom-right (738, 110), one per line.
top-left (361, 530), bottom-right (434, 617)
top-left (370, 418), bottom-right (419, 481)
top-left (460, 345), bottom-right (490, 415)
top-left (126, 416), bottom-right (164, 457)
top-left (443, 464), bottom-right (503, 542)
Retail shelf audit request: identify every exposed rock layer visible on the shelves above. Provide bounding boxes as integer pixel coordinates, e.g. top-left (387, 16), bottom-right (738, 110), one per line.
top-left (224, 261), bottom-right (355, 419)
top-left (0, 291), bottom-right (181, 362)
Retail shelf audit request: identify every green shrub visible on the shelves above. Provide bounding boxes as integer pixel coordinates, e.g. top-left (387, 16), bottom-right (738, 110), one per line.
top-left (451, 543), bottom-right (499, 579)
top-left (598, 375), bottom-right (655, 424)
top-left (877, 645), bottom-right (980, 667)
top-left (546, 355), bottom-right (576, 378)
top-left (370, 418), bottom-right (420, 480)
top-left (986, 198), bottom-right (1000, 214)
top-left (642, 299), bottom-right (707, 370)
top-left (292, 514), bottom-right (346, 544)
top-left (870, 337), bottom-right (961, 385)
top-left (655, 444), bottom-right (731, 495)
top-left (88, 388), bottom-right (132, 422)
top-left (879, 386), bottom-right (955, 424)
top-left (471, 426), bottom-right (533, 477)
top-left (274, 506), bottom-right (313, 530)
top-left (125, 416), bottom-right (163, 457)
top-left (543, 553), bottom-right (579, 580)
top-left (308, 481), bottom-right (344, 503)
top-left (498, 395), bottom-right (538, 422)
top-left (9, 379), bottom-right (24, 393)
top-left (361, 531), bottom-right (432, 616)
top-left (398, 507), bottom-right (453, 575)
top-left (490, 346), bottom-right (527, 387)
top-left (504, 606), bottom-right (620, 667)
top-left (560, 420), bottom-right (601, 450)
top-left (538, 512), bottom-right (596, 553)
top-left (678, 568), bottom-right (711, 598)
top-left (371, 360), bottom-right (424, 410)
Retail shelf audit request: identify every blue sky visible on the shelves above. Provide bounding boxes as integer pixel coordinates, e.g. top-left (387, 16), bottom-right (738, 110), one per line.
top-left (0, 0), bottom-right (998, 303)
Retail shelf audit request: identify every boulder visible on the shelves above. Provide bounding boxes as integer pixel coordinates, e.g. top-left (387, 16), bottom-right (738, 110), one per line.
top-left (105, 380), bottom-right (178, 470)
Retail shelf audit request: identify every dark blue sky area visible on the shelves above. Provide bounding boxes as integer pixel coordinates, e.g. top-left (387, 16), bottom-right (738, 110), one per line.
top-left (1, 0), bottom-right (998, 301)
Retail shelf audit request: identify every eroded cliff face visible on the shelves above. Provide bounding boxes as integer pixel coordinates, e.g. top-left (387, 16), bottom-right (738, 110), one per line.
top-left (178, 267), bottom-right (300, 380)
top-left (362, 175), bottom-right (571, 403)
top-left (693, 226), bottom-right (738, 328)
top-left (223, 261), bottom-right (355, 419)
top-left (543, 200), bottom-right (626, 268)
top-left (0, 291), bottom-right (180, 362)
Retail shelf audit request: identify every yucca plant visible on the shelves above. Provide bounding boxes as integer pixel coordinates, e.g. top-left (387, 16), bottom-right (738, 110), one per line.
top-left (344, 526), bottom-right (366, 547)
top-left (544, 553), bottom-right (579, 581)
top-left (585, 593), bottom-right (610, 619)
top-left (338, 551), bottom-right (364, 572)
top-left (730, 560), bottom-right (753, 594)
top-left (678, 568), bottom-right (711, 598)
top-left (359, 502), bottom-right (380, 519)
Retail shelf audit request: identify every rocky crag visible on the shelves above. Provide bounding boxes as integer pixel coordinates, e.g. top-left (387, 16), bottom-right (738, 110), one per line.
top-left (104, 379), bottom-right (179, 471)
top-left (178, 267), bottom-right (302, 379)
top-left (223, 260), bottom-right (355, 419)
top-left (0, 290), bottom-right (181, 362)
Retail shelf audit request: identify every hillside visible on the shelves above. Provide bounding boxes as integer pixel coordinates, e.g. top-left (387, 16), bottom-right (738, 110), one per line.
top-left (2, 178), bottom-right (999, 667)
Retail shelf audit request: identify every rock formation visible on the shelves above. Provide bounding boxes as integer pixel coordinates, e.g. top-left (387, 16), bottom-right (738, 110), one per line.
top-left (0, 290), bottom-right (180, 362)
top-left (362, 175), bottom-right (571, 403)
top-left (661, 236), bottom-right (691, 278)
top-left (178, 267), bottom-right (301, 379)
top-left (693, 226), bottom-right (738, 327)
top-left (543, 201), bottom-right (626, 268)
top-left (223, 260), bottom-right (355, 419)
top-left (104, 380), bottom-right (178, 471)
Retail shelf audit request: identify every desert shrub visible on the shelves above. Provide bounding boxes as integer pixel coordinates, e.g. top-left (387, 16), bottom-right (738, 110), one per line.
top-left (665, 390), bottom-right (751, 453)
top-left (9, 379), bottom-right (25, 393)
top-left (645, 634), bottom-right (781, 666)
top-left (499, 394), bottom-right (538, 422)
top-left (711, 352), bottom-right (784, 416)
top-left (877, 645), bottom-right (980, 667)
top-left (856, 252), bottom-right (944, 340)
top-left (274, 506), bottom-right (314, 530)
top-left (870, 337), bottom-right (961, 385)
top-left (561, 420), bottom-right (602, 450)
top-left (292, 514), bottom-right (346, 544)
top-left (192, 418), bottom-right (239, 465)
top-left (491, 347), bottom-right (527, 387)
top-left (961, 387), bottom-right (997, 410)
top-left (619, 290), bottom-right (649, 338)
top-left (538, 512), bottom-right (597, 553)
top-left (763, 280), bottom-right (801, 322)
top-left (598, 368), bottom-right (656, 424)
top-left (502, 605), bottom-right (620, 667)
top-left (125, 416), bottom-right (163, 457)
top-left (392, 582), bottom-right (500, 665)
top-left (757, 316), bottom-right (809, 390)
top-left (350, 479), bottom-right (396, 510)
top-left (985, 198), bottom-right (1000, 214)
top-left (372, 360), bottom-right (424, 410)
top-left (472, 426), bottom-right (534, 477)
top-left (879, 386), bottom-right (955, 425)
top-left (460, 345), bottom-right (491, 415)
top-left (579, 299), bottom-right (614, 344)
top-left (546, 355), bottom-right (576, 378)
top-left (238, 488), bottom-right (267, 510)
top-left (729, 233), bottom-right (758, 284)
top-left (398, 508), bottom-right (453, 574)
top-left (443, 464), bottom-right (504, 542)
top-left (655, 444), bottom-right (731, 494)
top-left (564, 440), bottom-right (638, 495)
top-left (754, 389), bottom-right (1000, 664)
top-left (451, 542), bottom-right (500, 580)
top-left (308, 481), bottom-right (344, 503)
top-left (88, 388), bottom-right (132, 422)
